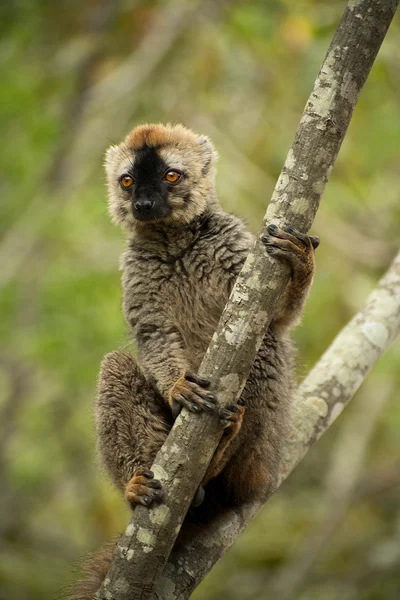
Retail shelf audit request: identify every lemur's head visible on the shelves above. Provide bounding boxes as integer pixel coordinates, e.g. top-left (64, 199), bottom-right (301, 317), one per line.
top-left (105, 123), bottom-right (218, 230)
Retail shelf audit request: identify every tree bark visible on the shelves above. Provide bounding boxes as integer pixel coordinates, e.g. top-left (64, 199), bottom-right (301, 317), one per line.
top-left (157, 250), bottom-right (400, 599)
top-left (95, 1), bottom-right (399, 599)
top-left (267, 378), bottom-right (393, 600)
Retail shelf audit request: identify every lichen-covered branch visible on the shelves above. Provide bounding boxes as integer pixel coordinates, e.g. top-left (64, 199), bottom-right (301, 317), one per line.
top-left (267, 378), bottom-right (393, 600)
top-left (95, 1), bottom-right (399, 599)
top-left (157, 250), bottom-right (400, 600)
top-left (280, 251), bottom-right (400, 478)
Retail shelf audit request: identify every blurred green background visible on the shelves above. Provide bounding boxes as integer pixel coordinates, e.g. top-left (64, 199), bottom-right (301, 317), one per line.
top-left (0, 1), bottom-right (399, 599)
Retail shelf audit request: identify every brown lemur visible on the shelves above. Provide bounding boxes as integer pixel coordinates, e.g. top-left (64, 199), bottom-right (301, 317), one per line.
top-left (70, 123), bottom-right (319, 599)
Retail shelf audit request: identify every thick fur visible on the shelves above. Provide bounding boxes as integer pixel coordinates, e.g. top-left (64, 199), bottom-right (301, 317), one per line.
top-left (67, 542), bottom-right (115, 600)
top-left (69, 123), bottom-right (316, 599)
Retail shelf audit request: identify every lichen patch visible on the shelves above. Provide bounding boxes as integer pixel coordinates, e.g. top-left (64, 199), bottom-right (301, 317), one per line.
top-left (150, 504), bottom-right (171, 526)
top-left (275, 171), bottom-right (290, 192)
top-left (219, 373), bottom-right (240, 398)
top-left (137, 526), bottom-right (157, 548)
top-left (224, 316), bottom-right (248, 346)
top-left (362, 321), bottom-right (389, 350)
top-left (286, 149), bottom-right (296, 170)
top-left (241, 252), bottom-right (255, 274)
top-left (326, 401), bottom-right (345, 428)
top-left (152, 464), bottom-right (168, 481)
top-left (246, 271), bottom-right (261, 290)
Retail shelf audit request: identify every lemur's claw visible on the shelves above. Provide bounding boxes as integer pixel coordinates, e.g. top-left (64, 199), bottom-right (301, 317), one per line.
top-left (185, 372), bottom-right (211, 387)
top-left (219, 402), bottom-right (245, 429)
top-left (267, 223), bottom-right (278, 235)
top-left (171, 400), bottom-right (182, 419)
top-left (261, 225), bottom-right (319, 275)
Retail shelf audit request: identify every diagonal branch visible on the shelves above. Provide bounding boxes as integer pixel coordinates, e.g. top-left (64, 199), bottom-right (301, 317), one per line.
top-left (157, 250), bottom-right (400, 599)
top-left (267, 377), bottom-right (393, 600)
top-left (95, 1), bottom-right (399, 599)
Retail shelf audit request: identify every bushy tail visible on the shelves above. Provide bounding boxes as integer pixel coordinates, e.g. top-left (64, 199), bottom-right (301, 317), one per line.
top-left (67, 541), bottom-right (117, 600)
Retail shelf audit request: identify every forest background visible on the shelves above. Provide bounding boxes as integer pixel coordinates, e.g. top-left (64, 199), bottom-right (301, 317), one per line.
top-left (0, 1), bottom-right (399, 599)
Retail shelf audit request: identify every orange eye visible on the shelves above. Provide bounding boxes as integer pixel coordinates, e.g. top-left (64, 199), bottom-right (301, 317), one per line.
top-left (165, 170), bottom-right (181, 184)
top-left (120, 175), bottom-right (134, 189)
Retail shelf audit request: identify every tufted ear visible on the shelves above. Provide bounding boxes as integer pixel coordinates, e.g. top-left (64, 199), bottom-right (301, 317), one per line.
top-left (197, 135), bottom-right (218, 175)
top-left (104, 144), bottom-right (119, 172)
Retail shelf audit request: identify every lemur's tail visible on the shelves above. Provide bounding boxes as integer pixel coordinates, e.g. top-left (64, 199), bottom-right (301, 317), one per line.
top-left (67, 541), bottom-right (116, 600)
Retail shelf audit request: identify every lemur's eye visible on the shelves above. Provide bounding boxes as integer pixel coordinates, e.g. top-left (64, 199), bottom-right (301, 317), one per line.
top-left (119, 175), bottom-right (134, 189)
top-left (164, 170), bottom-right (181, 184)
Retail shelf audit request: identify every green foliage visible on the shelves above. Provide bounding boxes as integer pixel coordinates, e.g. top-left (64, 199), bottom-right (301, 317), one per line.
top-left (0, 1), bottom-right (399, 599)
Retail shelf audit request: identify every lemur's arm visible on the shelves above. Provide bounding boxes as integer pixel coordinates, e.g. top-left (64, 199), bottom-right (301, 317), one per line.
top-left (135, 318), bottom-right (187, 398)
top-left (127, 312), bottom-right (217, 417)
top-left (261, 225), bottom-right (319, 332)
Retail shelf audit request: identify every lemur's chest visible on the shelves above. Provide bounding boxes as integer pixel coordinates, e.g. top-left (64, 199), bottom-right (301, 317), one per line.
top-left (145, 249), bottom-right (228, 358)
top-left (162, 253), bottom-right (226, 324)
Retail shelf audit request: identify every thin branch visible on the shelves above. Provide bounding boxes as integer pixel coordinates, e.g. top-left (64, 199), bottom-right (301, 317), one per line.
top-left (157, 249), bottom-right (400, 600)
top-left (96, 1), bottom-right (399, 599)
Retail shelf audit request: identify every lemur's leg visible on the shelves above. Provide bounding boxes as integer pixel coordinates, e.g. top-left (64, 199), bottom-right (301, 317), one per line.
top-left (216, 332), bottom-right (293, 506)
top-left (96, 351), bottom-right (172, 508)
top-left (202, 400), bottom-right (245, 486)
top-left (171, 372), bottom-right (245, 505)
top-left (261, 224), bottom-right (319, 331)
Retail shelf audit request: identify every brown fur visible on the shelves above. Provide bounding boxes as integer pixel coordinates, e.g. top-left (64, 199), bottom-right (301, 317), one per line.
top-left (69, 124), bottom-right (317, 599)
top-left (67, 542), bottom-right (116, 600)
top-left (203, 402), bottom-right (245, 485)
top-left (124, 122), bottom-right (206, 151)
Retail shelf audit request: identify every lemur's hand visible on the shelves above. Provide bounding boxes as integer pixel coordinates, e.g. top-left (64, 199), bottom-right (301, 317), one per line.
top-left (219, 398), bottom-right (245, 432)
top-left (261, 224), bottom-right (319, 279)
top-left (169, 372), bottom-right (217, 419)
top-left (124, 468), bottom-right (163, 508)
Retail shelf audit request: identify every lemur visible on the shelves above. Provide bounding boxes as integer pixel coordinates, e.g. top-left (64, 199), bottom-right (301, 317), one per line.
top-left (70, 123), bottom-right (318, 599)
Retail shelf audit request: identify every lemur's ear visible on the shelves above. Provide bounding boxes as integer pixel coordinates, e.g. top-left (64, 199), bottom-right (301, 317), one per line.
top-left (104, 144), bottom-right (119, 171)
top-left (197, 135), bottom-right (218, 175)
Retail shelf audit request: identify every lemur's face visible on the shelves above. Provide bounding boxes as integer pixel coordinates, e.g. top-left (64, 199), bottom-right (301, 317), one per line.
top-left (105, 124), bottom-right (217, 230)
top-left (118, 145), bottom-right (181, 223)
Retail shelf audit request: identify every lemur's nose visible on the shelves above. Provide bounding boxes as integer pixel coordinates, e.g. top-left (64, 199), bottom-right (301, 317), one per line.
top-left (134, 199), bottom-right (154, 212)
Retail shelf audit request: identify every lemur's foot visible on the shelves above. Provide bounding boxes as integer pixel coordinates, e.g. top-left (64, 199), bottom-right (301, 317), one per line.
top-left (219, 398), bottom-right (245, 434)
top-left (124, 468), bottom-right (163, 508)
top-left (169, 372), bottom-right (217, 418)
top-left (261, 224), bottom-right (319, 277)
top-left (192, 484), bottom-right (205, 507)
